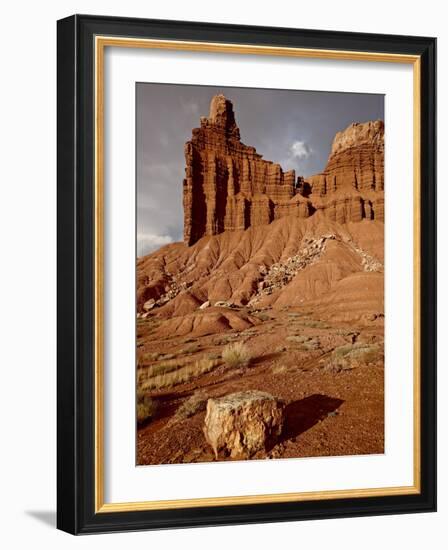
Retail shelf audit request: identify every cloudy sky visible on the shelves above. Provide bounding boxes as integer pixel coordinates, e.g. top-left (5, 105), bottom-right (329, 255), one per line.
top-left (136, 83), bottom-right (384, 256)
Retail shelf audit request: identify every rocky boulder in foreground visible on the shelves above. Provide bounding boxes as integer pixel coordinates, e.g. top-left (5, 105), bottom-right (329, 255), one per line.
top-left (203, 390), bottom-right (284, 459)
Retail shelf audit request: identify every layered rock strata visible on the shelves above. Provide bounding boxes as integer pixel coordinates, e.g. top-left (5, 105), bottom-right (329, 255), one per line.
top-left (308, 120), bottom-right (384, 223)
top-left (183, 95), bottom-right (308, 245)
top-left (182, 95), bottom-right (384, 245)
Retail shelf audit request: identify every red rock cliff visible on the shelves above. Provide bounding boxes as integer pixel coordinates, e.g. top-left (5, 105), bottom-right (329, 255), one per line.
top-left (183, 95), bottom-right (310, 245)
top-left (183, 95), bottom-right (384, 245)
top-left (307, 120), bottom-right (384, 223)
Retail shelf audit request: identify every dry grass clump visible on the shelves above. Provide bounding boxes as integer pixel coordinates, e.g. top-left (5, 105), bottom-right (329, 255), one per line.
top-left (333, 342), bottom-right (382, 362)
top-left (335, 328), bottom-right (359, 337)
top-left (286, 335), bottom-right (310, 344)
top-left (323, 342), bottom-right (383, 372)
top-left (253, 312), bottom-right (271, 321)
top-left (183, 343), bottom-right (200, 354)
top-left (243, 327), bottom-right (258, 334)
top-left (222, 342), bottom-right (251, 368)
top-left (272, 364), bottom-right (288, 375)
top-left (140, 357), bottom-right (220, 391)
top-left (300, 338), bottom-right (320, 351)
top-left (144, 360), bottom-right (182, 378)
top-left (160, 353), bottom-right (176, 360)
top-left (139, 351), bottom-right (179, 365)
top-left (299, 319), bottom-right (330, 329)
top-left (171, 390), bottom-right (209, 424)
top-left (136, 392), bottom-right (157, 424)
top-left (275, 345), bottom-right (287, 353)
top-left (214, 333), bottom-right (240, 345)
top-left (141, 351), bottom-right (164, 362)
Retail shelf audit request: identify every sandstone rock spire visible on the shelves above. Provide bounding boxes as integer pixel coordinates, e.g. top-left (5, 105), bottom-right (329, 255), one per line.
top-left (182, 95), bottom-right (385, 245)
top-left (183, 94), bottom-right (302, 245)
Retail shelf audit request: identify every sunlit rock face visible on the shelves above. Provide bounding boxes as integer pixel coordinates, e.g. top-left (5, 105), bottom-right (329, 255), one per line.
top-left (183, 95), bottom-right (384, 245)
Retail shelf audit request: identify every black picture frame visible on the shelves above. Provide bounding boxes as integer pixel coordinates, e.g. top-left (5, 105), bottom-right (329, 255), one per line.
top-left (57, 14), bottom-right (436, 535)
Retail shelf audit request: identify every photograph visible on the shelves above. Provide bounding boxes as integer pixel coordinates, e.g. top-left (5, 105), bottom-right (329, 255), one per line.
top-left (135, 84), bottom-right (386, 466)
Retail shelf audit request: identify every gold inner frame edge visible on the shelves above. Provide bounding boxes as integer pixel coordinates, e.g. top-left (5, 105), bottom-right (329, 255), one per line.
top-left (94, 35), bottom-right (421, 513)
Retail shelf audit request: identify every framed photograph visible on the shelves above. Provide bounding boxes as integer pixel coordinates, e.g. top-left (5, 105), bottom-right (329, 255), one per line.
top-left (57, 15), bottom-right (436, 534)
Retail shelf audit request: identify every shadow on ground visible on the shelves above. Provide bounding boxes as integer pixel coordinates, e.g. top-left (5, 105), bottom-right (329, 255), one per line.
top-left (26, 510), bottom-right (56, 528)
top-left (268, 393), bottom-right (344, 450)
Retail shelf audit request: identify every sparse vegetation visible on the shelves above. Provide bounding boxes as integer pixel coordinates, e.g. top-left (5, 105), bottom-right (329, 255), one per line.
top-left (160, 353), bottom-right (176, 360)
top-left (140, 357), bottom-right (220, 391)
top-left (140, 349), bottom-right (195, 365)
top-left (300, 338), bottom-right (320, 351)
top-left (171, 390), bottom-right (209, 423)
top-left (241, 328), bottom-right (258, 336)
top-left (213, 334), bottom-right (239, 345)
top-left (275, 345), bottom-right (287, 353)
top-left (335, 328), bottom-right (360, 337)
top-left (322, 342), bottom-right (383, 372)
top-left (222, 342), bottom-right (251, 368)
top-left (183, 343), bottom-right (200, 354)
top-left (143, 360), bottom-right (184, 378)
top-left (333, 342), bottom-right (381, 362)
top-left (286, 335), bottom-right (310, 344)
top-left (253, 312), bottom-right (271, 321)
top-left (299, 319), bottom-right (330, 329)
top-left (137, 392), bottom-right (157, 424)
top-left (272, 364), bottom-right (288, 375)
top-left (142, 351), bottom-right (164, 362)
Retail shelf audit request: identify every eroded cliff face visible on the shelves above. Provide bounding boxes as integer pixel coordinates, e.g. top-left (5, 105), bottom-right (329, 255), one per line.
top-left (183, 95), bottom-right (384, 245)
top-left (308, 120), bottom-right (384, 224)
top-left (183, 94), bottom-right (307, 245)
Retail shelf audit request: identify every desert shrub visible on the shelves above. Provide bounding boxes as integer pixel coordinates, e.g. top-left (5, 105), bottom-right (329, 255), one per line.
top-left (241, 328), bottom-right (258, 336)
top-left (141, 350), bottom-right (187, 363)
top-left (286, 335), bottom-right (310, 344)
top-left (172, 390), bottom-right (208, 423)
top-left (144, 360), bottom-right (182, 378)
top-left (183, 343), bottom-right (200, 354)
top-left (160, 353), bottom-right (176, 360)
top-left (136, 393), bottom-right (157, 424)
top-left (275, 346), bottom-right (287, 353)
top-left (141, 357), bottom-right (220, 390)
top-left (299, 319), bottom-right (330, 329)
top-left (300, 339), bottom-right (320, 351)
top-left (333, 342), bottom-right (381, 361)
top-left (253, 312), bottom-right (271, 321)
top-left (142, 351), bottom-right (163, 362)
top-left (272, 364), bottom-right (288, 375)
top-left (222, 342), bottom-right (251, 368)
top-left (213, 334), bottom-right (239, 345)
top-left (335, 328), bottom-right (359, 337)
top-left (347, 343), bottom-right (382, 364)
top-left (324, 342), bottom-right (382, 372)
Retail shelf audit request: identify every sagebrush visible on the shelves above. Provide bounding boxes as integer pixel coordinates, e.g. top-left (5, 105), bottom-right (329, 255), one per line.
top-left (222, 342), bottom-right (251, 368)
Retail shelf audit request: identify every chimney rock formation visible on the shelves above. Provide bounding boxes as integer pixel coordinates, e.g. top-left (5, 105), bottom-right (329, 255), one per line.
top-left (183, 95), bottom-right (384, 245)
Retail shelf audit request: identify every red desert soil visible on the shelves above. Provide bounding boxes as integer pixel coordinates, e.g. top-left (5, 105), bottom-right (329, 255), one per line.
top-left (136, 217), bottom-right (384, 465)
